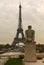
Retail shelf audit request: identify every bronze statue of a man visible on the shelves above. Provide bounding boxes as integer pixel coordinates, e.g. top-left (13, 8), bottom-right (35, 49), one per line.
top-left (25, 25), bottom-right (35, 42)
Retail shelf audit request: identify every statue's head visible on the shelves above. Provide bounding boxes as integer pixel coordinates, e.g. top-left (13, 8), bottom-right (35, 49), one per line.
top-left (28, 25), bottom-right (32, 30)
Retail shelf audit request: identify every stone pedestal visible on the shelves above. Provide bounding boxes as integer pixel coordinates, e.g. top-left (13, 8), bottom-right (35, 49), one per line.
top-left (24, 41), bottom-right (37, 62)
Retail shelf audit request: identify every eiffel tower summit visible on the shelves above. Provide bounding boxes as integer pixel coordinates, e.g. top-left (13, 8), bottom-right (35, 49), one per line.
top-left (12, 4), bottom-right (25, 46)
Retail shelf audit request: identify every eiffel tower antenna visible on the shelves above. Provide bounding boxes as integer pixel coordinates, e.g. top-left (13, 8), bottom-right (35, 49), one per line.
top-left (19, 0), bottom-right (21, 4)
top-left (18, 2), bottom-right (22, 28)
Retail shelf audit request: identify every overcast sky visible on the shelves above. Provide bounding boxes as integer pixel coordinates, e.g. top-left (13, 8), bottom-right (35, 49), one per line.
top-left (0, 0), bottom-right (44, 45)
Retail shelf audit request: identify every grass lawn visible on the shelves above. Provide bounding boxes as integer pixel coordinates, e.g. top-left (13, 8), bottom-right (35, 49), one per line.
top-left (4, 58), bottom-right (23, 65)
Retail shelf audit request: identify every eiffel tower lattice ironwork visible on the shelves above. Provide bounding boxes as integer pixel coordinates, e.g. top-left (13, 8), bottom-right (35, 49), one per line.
top-left (12, 4), bottom-right (25, 46)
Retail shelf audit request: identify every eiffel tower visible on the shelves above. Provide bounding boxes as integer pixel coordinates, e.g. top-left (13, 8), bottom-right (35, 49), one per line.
top-left (12, 4), bottom-right (25, 46)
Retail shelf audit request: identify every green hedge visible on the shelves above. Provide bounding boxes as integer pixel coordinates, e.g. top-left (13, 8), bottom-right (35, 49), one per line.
top-left (4, 58), bottom-right (23, 65)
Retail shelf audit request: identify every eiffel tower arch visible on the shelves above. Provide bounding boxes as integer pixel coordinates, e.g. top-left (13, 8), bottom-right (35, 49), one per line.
top-left (12, 4), bottom-right (25, 46)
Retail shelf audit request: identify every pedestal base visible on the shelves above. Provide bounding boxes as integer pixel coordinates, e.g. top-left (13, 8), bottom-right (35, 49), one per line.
top-left (24, 41), bottom-right (37, 62)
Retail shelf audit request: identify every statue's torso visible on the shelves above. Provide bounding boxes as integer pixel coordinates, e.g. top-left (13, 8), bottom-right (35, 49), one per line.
top-left (25, 30), bottom-right (35, 42)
